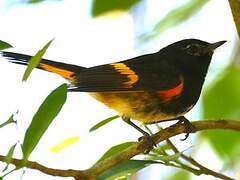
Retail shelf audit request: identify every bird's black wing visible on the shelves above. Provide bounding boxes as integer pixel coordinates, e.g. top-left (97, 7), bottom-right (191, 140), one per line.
top-left (69, 53), bottom-right (182, 92)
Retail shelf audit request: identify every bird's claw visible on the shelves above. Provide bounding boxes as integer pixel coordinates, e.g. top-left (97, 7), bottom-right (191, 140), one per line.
top-left (138, 134), bottom-right (157, 154)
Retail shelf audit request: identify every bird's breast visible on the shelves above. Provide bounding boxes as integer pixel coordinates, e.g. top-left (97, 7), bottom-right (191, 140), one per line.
top-left (89, 90), bottom-right (192, 124)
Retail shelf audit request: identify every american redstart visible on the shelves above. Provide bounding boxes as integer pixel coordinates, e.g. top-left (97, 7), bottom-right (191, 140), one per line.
top-left (1, 39), bottom-right (226, 144)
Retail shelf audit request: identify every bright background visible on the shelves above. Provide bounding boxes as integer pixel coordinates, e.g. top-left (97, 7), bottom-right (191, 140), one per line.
top-left (0, 0), bottom-right (238, 179)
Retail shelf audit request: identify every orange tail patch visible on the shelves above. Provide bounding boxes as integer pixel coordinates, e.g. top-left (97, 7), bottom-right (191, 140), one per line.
top-left (40, 63), bottom-right (75, 80)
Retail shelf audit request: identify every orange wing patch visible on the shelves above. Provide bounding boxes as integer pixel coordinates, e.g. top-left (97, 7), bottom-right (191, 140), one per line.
top-left (111, 63), bottom-right (139, 88)
top-left (157, 76), bottom-right (184, 103)
top-left (40, 63), bottom-right (75, 80)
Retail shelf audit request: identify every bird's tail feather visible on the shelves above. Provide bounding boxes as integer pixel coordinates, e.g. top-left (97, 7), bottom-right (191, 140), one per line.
top-left (1, 51), bottom-right (85, 81)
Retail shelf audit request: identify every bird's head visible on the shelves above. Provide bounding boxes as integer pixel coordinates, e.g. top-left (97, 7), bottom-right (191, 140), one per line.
top-left (160, 39), bottom-right (226, 75)
top-left (179, 39), bottom-right (226, 57)
top-left (163, 39), bottom-right (226, 58)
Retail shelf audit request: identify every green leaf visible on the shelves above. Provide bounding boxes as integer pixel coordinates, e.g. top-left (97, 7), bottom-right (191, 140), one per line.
top-left (0, 40), bottom-right (12, 50)
top-left (202, 65), bottom-right (240, 158)
top-left (2, 143), bottom-right (17, 172)
top-left (89, 115), bottom-right (120, 132)
top-left (147, 152), bottom-right (181, 162)
top-left (92, 0), bottom-right (140, 17)
top-left (98, 160), bottom-right (156, 180)
top-left (96, 142), bottom-right (135, 164)
top-left (22, 39), bottom-right (53, 81)
top-left (27, 0), bottom-right (43, 3)
top-left (22, 83), bottom-right (67, 160)
top-left (0, 114), bottom-right (16, 129)
top-left (167, 170), bottom-right (190, 180)
top-left (140, 0), bottom-right (209, 41)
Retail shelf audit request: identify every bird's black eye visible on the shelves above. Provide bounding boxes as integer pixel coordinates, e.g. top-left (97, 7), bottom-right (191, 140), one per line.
top-left (183, 44), bottom-right (202, 56)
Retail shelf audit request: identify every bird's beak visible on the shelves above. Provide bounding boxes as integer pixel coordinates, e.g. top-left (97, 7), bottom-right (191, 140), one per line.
top-left (207, 40), bottom-right (227, 51)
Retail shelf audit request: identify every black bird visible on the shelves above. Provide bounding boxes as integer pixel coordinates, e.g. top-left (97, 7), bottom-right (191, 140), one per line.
top-left (1, 39), bottom-right (226, 143)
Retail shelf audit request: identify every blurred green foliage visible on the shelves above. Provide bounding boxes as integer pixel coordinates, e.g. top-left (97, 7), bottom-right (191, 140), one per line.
top-left (92, 0), bottom-right (140, 17)
top-left (202, 65), bottom-right (240, 159)
top-left (140, 0), bottom-right (209, 41)
top-left (167, 170), bottom-right (189, 180)
top-left (203, 65), bottom-right (240, 119)
top-left (26, 0), bottom-right (61, 4)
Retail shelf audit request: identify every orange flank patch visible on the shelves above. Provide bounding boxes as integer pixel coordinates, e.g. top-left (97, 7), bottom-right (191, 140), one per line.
top-left (40, 63), bottom-right (75, 80)
top-left (157, 77), bottom-right (184, 103)
top-left (111, 63), bottom-right (139, 87)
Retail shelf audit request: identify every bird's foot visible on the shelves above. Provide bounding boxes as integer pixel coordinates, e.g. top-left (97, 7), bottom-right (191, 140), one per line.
top-left (174, 116), bottom-right (197, 141)
top-left (122, 116), bottom-right (157, 153)
top-left (138, 132), bottom-right (157, 154)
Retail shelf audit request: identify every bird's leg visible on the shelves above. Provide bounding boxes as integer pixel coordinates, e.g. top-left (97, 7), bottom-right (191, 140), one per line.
top-left (175, 116), bottom-right (197, 140)
top-left (122, 116), bottom-right (156, 153)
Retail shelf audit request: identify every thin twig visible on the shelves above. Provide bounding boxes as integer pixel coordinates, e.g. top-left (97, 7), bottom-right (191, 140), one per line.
top-left (165, 139), bottom-right (234, 180)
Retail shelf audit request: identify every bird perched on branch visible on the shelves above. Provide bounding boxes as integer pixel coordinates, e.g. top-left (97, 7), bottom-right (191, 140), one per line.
top-left (1, 39), bottom-right (226, 146)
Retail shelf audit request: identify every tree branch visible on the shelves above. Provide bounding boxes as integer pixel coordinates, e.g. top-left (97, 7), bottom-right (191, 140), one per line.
top-left (0, 155), bottom-right (87, 179)
top-left (1, 120), bottom-right (240, 180)
top-left (228, 0), bottom-right (240, 37)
